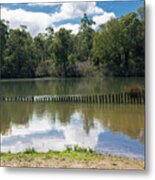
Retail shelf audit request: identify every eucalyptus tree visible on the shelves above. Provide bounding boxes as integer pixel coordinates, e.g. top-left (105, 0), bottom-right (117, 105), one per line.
top-left (0, 20), bottom-right (9, 78)
top-left (51, 28), bottom-right (74, 77)
top-left (92, 10), bottom-right (144, 76)
top-left (2, 26), bottom-right (37, 78)
top-left (74, 13), bottom-right (95, 62)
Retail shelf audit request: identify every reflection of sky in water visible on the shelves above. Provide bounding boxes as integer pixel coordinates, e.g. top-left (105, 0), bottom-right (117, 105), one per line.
top-left (1, 111), bottom-right (103, 153)
top-left (1, 111), bottom-right (144, 159)
top-left (96, 130), bottom-right (144, 160)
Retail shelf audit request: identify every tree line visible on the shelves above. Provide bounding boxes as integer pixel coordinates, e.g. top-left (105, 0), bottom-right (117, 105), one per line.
top-left (0, 5), bottom-right (144, 78)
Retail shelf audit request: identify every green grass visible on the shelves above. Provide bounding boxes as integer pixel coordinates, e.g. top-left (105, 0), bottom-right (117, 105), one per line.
top-left (1, 146), bottom-right (102, 161)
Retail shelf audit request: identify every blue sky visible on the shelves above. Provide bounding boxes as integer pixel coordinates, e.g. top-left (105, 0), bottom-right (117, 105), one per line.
top-left (1, 1), bottom-right (144, 36)
top-left (97, 1), bottom-right (144, 17)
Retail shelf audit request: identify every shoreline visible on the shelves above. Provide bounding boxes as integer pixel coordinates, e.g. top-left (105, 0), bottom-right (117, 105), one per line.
top-left (1, 150), bottom-right (144, 170)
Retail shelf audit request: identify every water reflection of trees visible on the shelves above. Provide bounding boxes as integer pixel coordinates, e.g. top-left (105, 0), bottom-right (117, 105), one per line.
top-left (0, 102), bottom-right (144, 142)
top-left (0, 77), bottom-right (144, 96)
top-left (0, 102), bottom-right (34, 135)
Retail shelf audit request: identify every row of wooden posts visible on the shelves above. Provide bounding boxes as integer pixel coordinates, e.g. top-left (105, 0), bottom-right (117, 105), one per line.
top-left (0, 92), bottom-right (145, 104)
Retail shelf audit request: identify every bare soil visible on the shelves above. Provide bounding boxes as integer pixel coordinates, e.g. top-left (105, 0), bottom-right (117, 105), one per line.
top-left (1, 154), bottom-right (144, 170)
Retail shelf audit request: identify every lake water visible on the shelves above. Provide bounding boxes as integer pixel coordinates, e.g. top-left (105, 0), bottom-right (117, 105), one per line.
top-left (0, 77), bottom-right (145, 160)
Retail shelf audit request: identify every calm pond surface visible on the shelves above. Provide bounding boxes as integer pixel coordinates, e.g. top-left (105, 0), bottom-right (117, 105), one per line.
top-left (0, 77), bottom-right (145, 159)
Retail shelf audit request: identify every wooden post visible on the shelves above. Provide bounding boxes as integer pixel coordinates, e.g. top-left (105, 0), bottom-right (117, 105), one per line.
top-left (124, 93), bottom-right (127, 104)
top-left (120, 93), bottom-right (123, 103)
top-left (142, 90), bottom-right (145, 104)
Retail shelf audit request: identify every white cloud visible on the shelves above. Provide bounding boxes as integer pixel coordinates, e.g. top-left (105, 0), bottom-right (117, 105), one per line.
top-left (1, 7), bottom-right (52, 36)
top-left (1, 2), bottom-right (116, 36)
top-left (55, 23), bottom-right (80, 34)
top-left (92, 12), bottom-right (116, 30)
top-left (50, 2), bottom-right (104, 23)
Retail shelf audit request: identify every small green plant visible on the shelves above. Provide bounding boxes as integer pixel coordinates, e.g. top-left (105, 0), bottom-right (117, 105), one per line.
top-left (48, 150), bottom-right (53, 153)
top-left (73, 144), bottom-right (94, 153)
top-left (23, 147), bottom-right (36, 154)
top-left (79, 147), bottom-right (87, 153)
top-left (7, 150), bottom-right (11, 154)
top-left (64, 144), bottom-right (95, 154)
top-left (88, 147), bottom-right (94, 153)
top-left (112, 162), bottom-right (117, 166)
top-left (65, 145), bottom-right (72, 152)
top-left (73, 144), bottom-right (79, 152)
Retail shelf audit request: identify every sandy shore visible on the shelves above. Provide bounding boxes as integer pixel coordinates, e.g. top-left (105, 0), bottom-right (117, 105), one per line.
top-left (1, 151), bottom-right (144, 170)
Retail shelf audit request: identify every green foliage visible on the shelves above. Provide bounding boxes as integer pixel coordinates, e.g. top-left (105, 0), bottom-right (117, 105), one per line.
top-left (0, 5), bottom-right (144, 78)
top-left (65, 144), bottom-right (94, 153)
top-left (73, 144), bottom-right (88, 153)
top-left (23, 147), bottom-right (36, 154)
top-left (92, 10), bottom-right (144, 76)
top-left (51, 28), bottom-right (74, 77)
top-left (0, 20), bottom-right (9, 76)
top-left (74, 13), bottom-right (95, 62)
top-left (112, 162), bottom-right (117, 166)
top-left (137, 4), bottom-right (144, 20)
top-left (35, 60), bottom-right (55, 77)
top-left (1, 147), bottom-right (98, 161)
top-left (75, 61), bottom-right (97, 77)
top-left (65, 145), bottom-right (72, 152)
top-left (1, 27), bottom-right (37, 78)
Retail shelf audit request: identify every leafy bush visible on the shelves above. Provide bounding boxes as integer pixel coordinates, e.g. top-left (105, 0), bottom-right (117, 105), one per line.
top-left (35, 60), bottom-right (55, 77)
top-left (23, 147), bottom-right (36, 154)
top-left (75, 61), bottom-right (97, 77)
